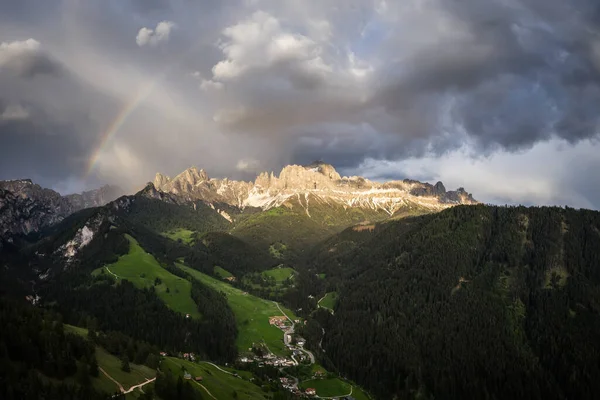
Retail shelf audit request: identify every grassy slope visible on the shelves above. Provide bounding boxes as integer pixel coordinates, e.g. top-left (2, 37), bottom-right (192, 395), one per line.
top-left (64, 324), bottom-right (88, 337)
top-left (298, 377), bottom-right (370, 399)
top-left (92, 234), bottom-right (200, 319)
top-left (64, 325), bottom-right (156, 394)
top-left (300, 378), bottom-right (351, 396)
top-left (96, 347), bottom-right (155, 389)
top-left (262, 267), bottom-right (295, 282)
top-left (162, 357), bottom-right (268, 400)
top-left (318, 292), bottom-right (338, 311)
top-left (214, 266), bottom-right (233, 278)
top-left (162, 228), bottom-right (195, 245)
top-left (177, 264), bottom-right (298, 356)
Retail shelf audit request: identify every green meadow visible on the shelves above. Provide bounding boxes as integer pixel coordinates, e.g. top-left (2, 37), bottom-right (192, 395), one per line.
top-left (318, 292), bottom-right (338, 311)
top-left (92, 234), bottom-right (200, 319)
top-left (177, 263), bottom-right (299, 356)
top-left (64, 325), bottom-right (156, 395)
top-left (262, 266), bottom-right (295, 283)
top-left (299, 378), bottom-right (352, 397)
top-left (162, 357), bottom-right (268, 400)
top-left (214, 266), bottom-right (234, 279)
top-left (95, 347), bottom-right (155, 390)
top-left (162, 228), bottom-right (196, 245)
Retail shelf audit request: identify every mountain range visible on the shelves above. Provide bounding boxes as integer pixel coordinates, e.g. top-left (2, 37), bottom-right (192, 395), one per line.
top-left (152, 161), bottom-right (477, 214)
top-left (1, 161), bottom-right (599, 400)
top-left (0, 161), bottom-right (476, 244)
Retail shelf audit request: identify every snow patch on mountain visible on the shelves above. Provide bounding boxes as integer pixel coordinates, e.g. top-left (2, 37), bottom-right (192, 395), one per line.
top-left (151, 162), bottom-right (478, 215)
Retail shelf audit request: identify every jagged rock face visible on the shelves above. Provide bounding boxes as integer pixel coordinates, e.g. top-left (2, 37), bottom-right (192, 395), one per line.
top-left (0, 180), bottom-right (75, 238)
top-left (132, 182), bottom-right (181, 205)
top-left (153, 162), bottom-right (478, 215)
top-left (0, 180), bottom-right (123, 240)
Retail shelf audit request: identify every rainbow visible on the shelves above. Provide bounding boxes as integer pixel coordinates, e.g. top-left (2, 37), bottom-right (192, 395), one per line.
top-left (85, 80), bottom-right (159, 178)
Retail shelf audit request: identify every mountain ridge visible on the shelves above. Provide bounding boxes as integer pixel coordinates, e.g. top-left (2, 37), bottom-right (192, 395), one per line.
top-left (0, 179), bottom-right (123, 242)
top-left (152, 161), bottom-right (477, 215)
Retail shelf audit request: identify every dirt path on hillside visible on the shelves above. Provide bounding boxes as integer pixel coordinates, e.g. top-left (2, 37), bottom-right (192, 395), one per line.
top-left (105, 267), bottom-right (120, 280)
top-left (124, 377), bottom-right (156, 394)
top-left (200, 361), bottom-right (235, 376)
top-left (192, 379), bottom-right (217, 399)
top-left (100, 366), bottom-right (156, 395)
top-left (99, 367), bottom-right (124, 393)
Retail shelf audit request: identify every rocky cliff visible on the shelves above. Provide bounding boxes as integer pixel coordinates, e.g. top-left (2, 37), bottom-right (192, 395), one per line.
top-left (0, 179), bottom-right (123, 241)
top-left (152, 161), bottom-right (477, 215)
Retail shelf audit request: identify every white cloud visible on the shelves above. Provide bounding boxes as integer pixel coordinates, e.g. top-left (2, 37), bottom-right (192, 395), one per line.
top-left (136, 21), bottom-right (176, 46)
top-left (0, 38), bottom-right (40, 58)
top-left (0, 39), bottom-right (55, 76)
top-left (353, 138), bottom-right (600, 209)
top-left (200, 79), bottom-right (224, 91)
top-left (0, 104), bottom-right (30, 121)
top-left (347, 51), bottom-right (373, 79)
top-left (236, 158), bottom-right (260, 172)
top-left (211, 11), bottom-right (331, 81)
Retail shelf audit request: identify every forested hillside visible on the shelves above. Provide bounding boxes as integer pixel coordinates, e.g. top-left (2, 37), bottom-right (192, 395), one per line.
top-left (313, 205), bottom-right (600, 399)
top-left (115, 196), bottom-right (231, 234)
top-left (4, 183), bottom-right (600, 400)
top-left (0, 298), bottom-right (110, 399)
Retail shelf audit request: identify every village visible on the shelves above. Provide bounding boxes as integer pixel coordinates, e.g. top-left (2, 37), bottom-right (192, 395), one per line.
top-left (160, 313), bottom-right (357, 399)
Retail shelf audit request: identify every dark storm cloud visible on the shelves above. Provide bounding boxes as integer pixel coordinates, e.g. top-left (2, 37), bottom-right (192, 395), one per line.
top-left (0, 102), bottom-right (97, 187)
top-left (369, 0), bottom-right (600, 157)
top-left (1, 50), bottom-right (62, 78)
top-left (0, 40), bottom-right (62, 78)
top-left (1, 0), bottom-right (599, 208)
top-left (0, 38), bottom-right (119, 189)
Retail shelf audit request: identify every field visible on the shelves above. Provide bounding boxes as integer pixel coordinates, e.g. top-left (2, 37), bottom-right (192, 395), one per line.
top-left (92, 234), bottom-right (200, 319)
top-left (64, 324), bottom-right (156, 395)
top-left (65, 324), bottom-right (88, 337)
top-left (95, 347), bottom-right (155, 390)
top-left (262, 266), bottom-right (295, 283)
top-left (299, 378), bottom-right (352, 397)
top-left (318, 292), bottom-right (338, 311)
top-left (177, 263), bottom-right (299, 355)
top-left (299, 378), bottom-right (351, 397)
top-left (162, 357), bottom-right (268, 400)
top-left (214, 266), bottom-right (233, 279)
top-left (162, 228), bottom-right (196, 245)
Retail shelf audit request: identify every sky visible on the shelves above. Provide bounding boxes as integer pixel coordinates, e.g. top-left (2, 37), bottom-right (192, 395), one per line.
top-left (0, 0), bottom-right (599, 209)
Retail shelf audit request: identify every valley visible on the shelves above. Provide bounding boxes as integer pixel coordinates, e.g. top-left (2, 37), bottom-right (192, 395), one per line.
top-left (2, 163), bottom-right (600, 400)
top-left (176, 263), bottom-right (298, 356)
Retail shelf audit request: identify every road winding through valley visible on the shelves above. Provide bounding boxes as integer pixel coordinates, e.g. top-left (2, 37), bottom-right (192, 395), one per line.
top-left (274, 301), bottom-right (316, 364)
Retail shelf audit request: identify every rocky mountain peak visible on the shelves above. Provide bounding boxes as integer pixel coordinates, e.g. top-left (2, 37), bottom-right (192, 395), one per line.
top-left (304, 161), bottom-right (342, 181)
top-left (153, 173), bottom-right (171, 188)
top-left (160, 166), bottom-right (210, 195)
top-left (434, 181), bottom-right (446, 194)
top-left (152, 162), bottom-right (478, 215)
